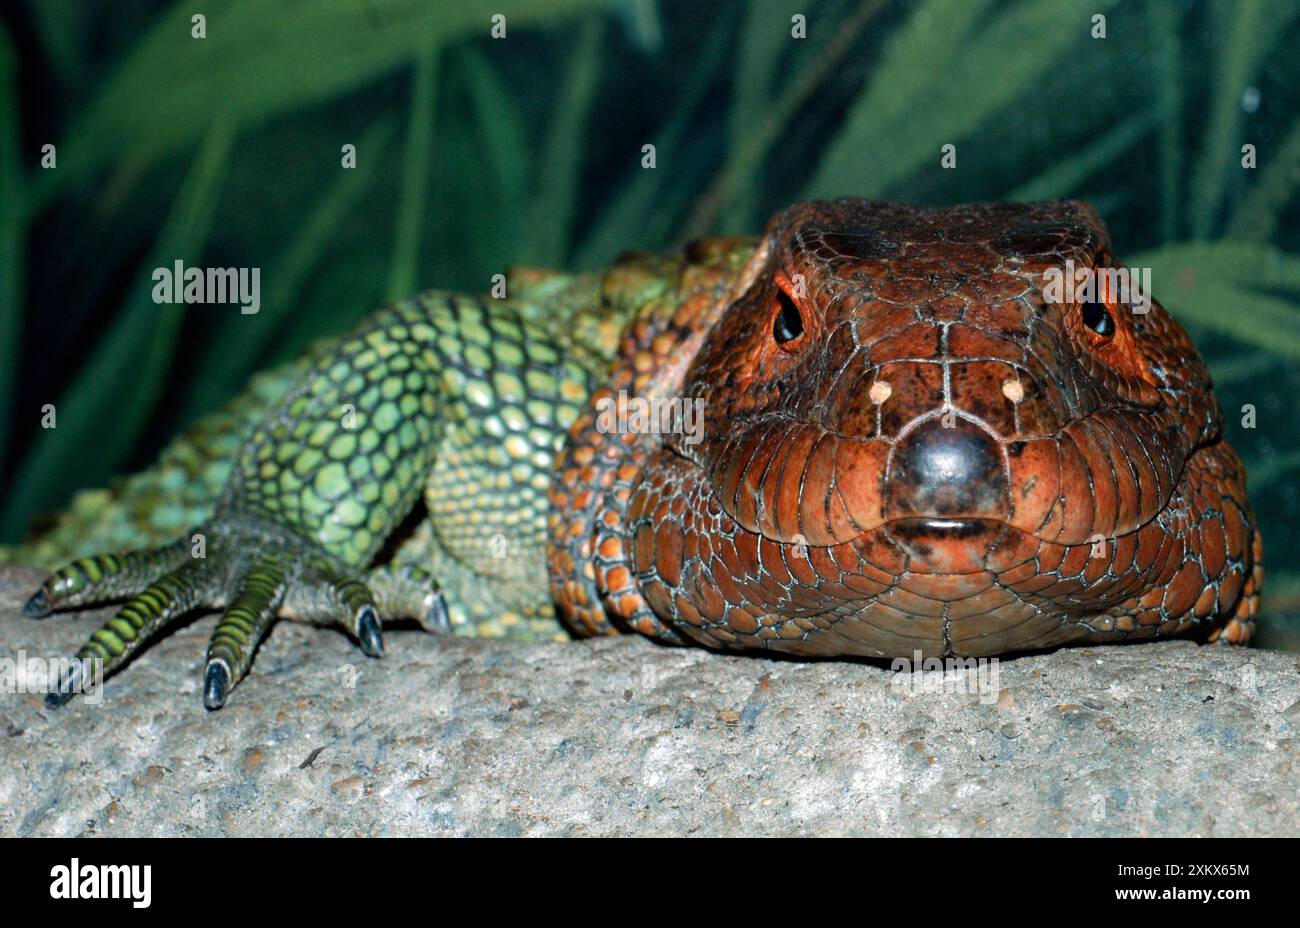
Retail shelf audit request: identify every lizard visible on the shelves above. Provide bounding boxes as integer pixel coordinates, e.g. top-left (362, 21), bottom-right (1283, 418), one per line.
top-left (8, 199), bottom-right (1262, 710)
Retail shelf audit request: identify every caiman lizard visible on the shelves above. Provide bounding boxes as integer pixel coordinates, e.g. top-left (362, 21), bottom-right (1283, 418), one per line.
top-left (9, 199), bottom-right (1262, 709)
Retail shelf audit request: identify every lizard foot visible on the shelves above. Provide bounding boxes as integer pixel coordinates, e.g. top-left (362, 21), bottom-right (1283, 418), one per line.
top-left (25, 519), bottom-right (447, 710)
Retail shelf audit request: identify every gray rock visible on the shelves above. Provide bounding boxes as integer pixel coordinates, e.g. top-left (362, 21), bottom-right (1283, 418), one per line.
top-left (1, 564), bottom-right (1296, 836)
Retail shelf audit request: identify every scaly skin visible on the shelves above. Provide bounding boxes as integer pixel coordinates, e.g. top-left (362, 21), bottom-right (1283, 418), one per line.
top-left (11, 199), bottom-right (1261, 709)
top-left (552, 200), bottom-right (1262, 655)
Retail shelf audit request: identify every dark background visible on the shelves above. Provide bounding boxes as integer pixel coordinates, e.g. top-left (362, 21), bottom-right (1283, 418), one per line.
top-left (1, 0), bottom-right (1297, 648)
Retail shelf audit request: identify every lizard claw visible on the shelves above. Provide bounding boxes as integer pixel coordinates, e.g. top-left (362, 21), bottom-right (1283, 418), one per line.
top-left (203, 661), bottom-right (231, 711)
top-left (45, 660), bottom-right (84, 710)
top-left (23, 589), bottom-right (51, 618)
top-left (27, 524), bottom-right (449, 709)
top-left (425, 591), bottom-right (450, 634)
top-left (357, 605), bottom-right (384, 657)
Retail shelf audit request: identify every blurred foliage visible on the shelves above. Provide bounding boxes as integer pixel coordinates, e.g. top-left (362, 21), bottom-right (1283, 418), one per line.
top-left (2, 0), bottom-right (1299, 647)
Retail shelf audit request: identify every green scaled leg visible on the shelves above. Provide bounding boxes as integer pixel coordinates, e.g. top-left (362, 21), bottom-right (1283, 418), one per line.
top-left (34, 517), bottom-right (448, 710)
top-left (25, 292), bottom-right (523, 709)
top-left (45, 559), bottom-right (206, 707)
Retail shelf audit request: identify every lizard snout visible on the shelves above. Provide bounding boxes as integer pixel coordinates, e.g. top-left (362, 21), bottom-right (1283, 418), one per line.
top-left (884, 415), bottom-right (1009, 523)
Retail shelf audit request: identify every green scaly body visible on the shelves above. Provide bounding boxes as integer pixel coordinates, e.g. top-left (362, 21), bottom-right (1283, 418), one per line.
top-left (7, 199), bottom-right (1261, 711)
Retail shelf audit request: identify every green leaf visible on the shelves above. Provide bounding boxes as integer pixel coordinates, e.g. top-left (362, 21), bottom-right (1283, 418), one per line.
top-left (1008, 112), bottom-right (1155, 202)
top-left (1262, 570), bottom-right (1300, 602)
top-left (1144, 0), bottom-right (1184, 241)
top-left (1244, 447), bottom-right (1300, 488)
top-left (692, 0), bottom-right (882, 239)
top-left (1188, 0), bottom-right (1268, 239)
top-left (180, 116), bottom-right (397, 424)
top-left (1226, 114), bottom-right (1300, 242)
top-left (30, 0), bottom-right (606, 215)
top-left (458, 48), bottom-right (529, 216)
top-left (575, 10), bottom-right (736, 266)
top-left (722, 0), bottom-right (794, 230)
top-left (388, 41), bottom-right (440, 299)
top-left (805, 0), bottom-right (1115, 199)
top-left (527, 19), bottom-right (601, 266)
top-left (1208, 351), bottom-right (1278, 384)
top-left (24, 0), bottom-right (83, 90)
top-left (2, 119), bottom-right (236, 540)
top-left (728, 0), bottom-right (787, 148)
top-left (613, 0), bottom-right (662, 53)
top-left (1132, 241), bottom-right (1300, 359)
top-left (0, 22), bottom-right (23, 472)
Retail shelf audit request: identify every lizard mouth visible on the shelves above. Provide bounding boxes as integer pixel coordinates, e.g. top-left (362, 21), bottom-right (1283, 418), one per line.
top-left (879, 516), bottom-right (1013, 574)
top-left (699, 399), bottom-right (1192, 553)
top-left (885, 517), bottom-right (994, 536)
top-left (701, 415), bottom-right (1026, 546)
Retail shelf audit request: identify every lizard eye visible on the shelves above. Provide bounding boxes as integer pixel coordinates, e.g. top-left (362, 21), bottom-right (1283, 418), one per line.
top-left (772, 288), bottom-right (804, 345)
top-left (1080, 300), bottom-right (1114, 338)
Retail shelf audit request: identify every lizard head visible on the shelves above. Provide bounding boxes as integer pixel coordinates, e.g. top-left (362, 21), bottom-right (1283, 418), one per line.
top-left (673, 198), bottom-right (1220, 571)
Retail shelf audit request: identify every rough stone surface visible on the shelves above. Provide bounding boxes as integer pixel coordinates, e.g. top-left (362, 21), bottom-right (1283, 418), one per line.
top-left (1, 564), bottom-right (1297, 836)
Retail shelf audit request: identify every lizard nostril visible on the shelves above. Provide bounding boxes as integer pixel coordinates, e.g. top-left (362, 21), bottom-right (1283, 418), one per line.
top-left (1001, 379), bottom-right (1024, 403)
top-left (869, 380), bottom-right (892, 405)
